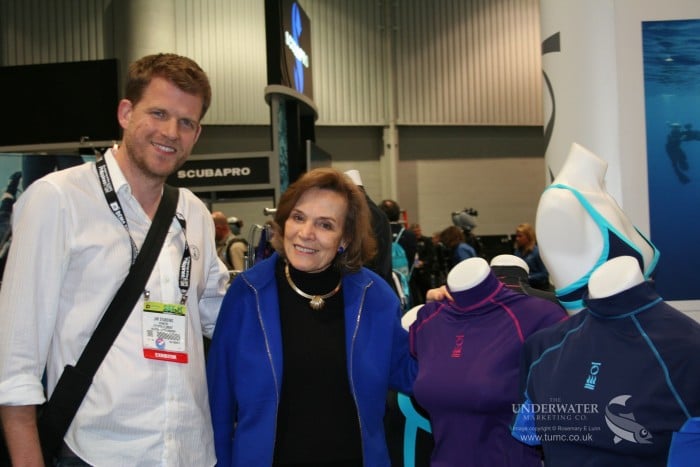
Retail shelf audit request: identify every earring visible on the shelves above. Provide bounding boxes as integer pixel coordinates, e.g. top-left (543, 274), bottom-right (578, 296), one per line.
top-left (337, 246), bottom-right (345, 254)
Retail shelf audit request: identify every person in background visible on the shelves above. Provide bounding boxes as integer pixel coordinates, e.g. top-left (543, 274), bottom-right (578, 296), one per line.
top-left (228, 216), bottom-right (249, 271)
top-left (409, 223), bottom-right (435, 304)
top-left (212, 210), bottom-right (247, 271)
top-left (227, 215), bottom-right (243, 236)
top-left (207, 167), bottom-right (417, 467)
top-left (0, 172), bottom-right (22, 284)
top-left (513, 222), bottom-right (550, 290)
top-left (21, 154), bottom-right (84, 190)
top-left (452, 208), bottom-right (483, 258)
top-left (439, 225), bottom-right (476, 269)
top-left (490, 254), bottom-right (563, 307)
top-left (0, 53), bottom-right (227, 466)
top-left (380, 198), bottom-right (417, 266)
top-left (430, 230), bottom-right (449, 287)
top-left (344, 169), bottom-right (394, 288)
top-left (0, 172), bottom-right (21, 237)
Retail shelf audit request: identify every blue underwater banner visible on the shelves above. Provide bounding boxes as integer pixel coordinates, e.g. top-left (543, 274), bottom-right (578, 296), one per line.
top-left (642, 19), bottom-right (700, 300)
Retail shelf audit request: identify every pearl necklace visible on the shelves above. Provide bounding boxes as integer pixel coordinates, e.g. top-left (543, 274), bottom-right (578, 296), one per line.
top-left (284, 263), bottom-right (342, 310)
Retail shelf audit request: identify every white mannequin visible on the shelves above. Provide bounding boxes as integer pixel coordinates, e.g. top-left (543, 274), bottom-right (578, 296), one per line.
top-left (536, 143), bottom-right (656, 309)
top-left (588, 256), bottom-right (644, 299)
top-left (401, 304), bottom-right (422, 331)
top-left (447, 257), bottom-right (491, 293)
top-left (489, 254), bottom-right (529, 272)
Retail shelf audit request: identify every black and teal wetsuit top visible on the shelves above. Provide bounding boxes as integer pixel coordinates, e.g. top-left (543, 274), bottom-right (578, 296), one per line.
top-left (546, 184), bottom-right (660, 311)
top-left (512, 281), bottom-right (700, 466)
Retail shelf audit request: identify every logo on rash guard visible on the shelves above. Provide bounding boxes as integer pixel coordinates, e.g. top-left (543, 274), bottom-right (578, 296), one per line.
top-left (451, 334), bottom-right (464, 358)
top-left (584, 361), bottom-right (602, 390)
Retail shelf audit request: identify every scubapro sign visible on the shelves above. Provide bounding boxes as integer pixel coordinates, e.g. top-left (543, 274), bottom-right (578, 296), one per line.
top-left (168, 156), bottom-right (270, 188)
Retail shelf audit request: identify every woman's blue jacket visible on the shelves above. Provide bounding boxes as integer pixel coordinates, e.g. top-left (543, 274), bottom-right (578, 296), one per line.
top-left (206, 253), bottom-right (417, 466)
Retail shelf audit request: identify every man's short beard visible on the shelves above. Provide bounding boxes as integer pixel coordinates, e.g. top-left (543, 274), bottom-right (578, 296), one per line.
top-left (123, 138), bottom-right (187, 180)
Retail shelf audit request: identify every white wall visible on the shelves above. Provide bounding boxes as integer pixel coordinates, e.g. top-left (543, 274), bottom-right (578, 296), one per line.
top-left (404, 157), bottom-right (545, 237)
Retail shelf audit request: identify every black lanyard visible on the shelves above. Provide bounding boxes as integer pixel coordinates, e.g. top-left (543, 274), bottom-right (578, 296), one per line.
top-left (174, 213), bottom-right (191, 304)
top-left (96, 156), bottom-right (138, 262)
top-left (96, 155), bottom-right (191, 304)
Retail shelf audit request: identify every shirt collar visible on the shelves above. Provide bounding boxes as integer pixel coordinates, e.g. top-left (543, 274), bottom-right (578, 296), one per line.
top-left (583, 281), bottom-right (662, 319)
top-left (447, 271), bottom-right (504, 312)
top-left (103, 147), bottom-right (130, 195)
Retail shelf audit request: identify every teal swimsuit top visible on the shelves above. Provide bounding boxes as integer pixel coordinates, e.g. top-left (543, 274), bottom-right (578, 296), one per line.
top-left (546, 184), bottom-right (660, 310)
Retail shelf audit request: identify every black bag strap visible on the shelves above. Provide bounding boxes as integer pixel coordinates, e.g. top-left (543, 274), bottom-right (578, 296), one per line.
top-left (37, 184), bottom-right (179, 463)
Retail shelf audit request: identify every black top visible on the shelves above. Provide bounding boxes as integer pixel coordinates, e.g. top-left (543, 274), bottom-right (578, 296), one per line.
top-left (491, 265), bottom-right (562, 307)
top-left (364, 191), bottom-right (394, 287)
top-left (273, 259), bottom-right (362, 465)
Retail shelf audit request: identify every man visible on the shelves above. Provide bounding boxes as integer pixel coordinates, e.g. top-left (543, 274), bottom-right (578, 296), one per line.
top-left (227, 215), bottom-right (243, 236)
top-left (408, 223), bottom-right (436, 304)
top-left (212, 210), bottom-right (247, 271)
top-left (0, 53), bottom-right (228, 466)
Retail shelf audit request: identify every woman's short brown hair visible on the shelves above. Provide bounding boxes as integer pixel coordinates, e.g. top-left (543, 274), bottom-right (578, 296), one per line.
top-left (270, 168), bottom-right (376, 273)
top-left (439, 225), bottom-right (465, 249)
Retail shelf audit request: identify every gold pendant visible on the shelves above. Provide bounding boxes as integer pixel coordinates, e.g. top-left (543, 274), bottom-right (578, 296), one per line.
top-left (309, 295), bottom-right (325, 310)
top-left (285, 263), bottom-right (341, 311)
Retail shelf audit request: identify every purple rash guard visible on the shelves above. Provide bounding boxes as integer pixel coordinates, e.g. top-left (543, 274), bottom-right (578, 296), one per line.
top-left (409, 271), bottom-right (566, 467)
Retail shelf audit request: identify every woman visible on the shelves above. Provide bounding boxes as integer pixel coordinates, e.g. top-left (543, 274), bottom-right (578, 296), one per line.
top-left (206, 168), bottom-right (417, 467)
top-left (513, 222), bottom-right (550, 290)
top-left (439, 225), bottom-right (476, 269)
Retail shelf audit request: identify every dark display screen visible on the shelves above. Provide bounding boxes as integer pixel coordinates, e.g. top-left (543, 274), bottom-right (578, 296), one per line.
top-left (0, 59), bottom-right (120, 147)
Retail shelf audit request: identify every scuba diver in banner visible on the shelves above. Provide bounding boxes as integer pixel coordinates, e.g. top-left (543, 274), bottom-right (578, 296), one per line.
top-left (665, 122), bottom-right (700, 184)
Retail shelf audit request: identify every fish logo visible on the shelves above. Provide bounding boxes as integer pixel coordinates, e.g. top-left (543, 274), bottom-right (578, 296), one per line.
top-left (604, 395), bottom-right (653, 445)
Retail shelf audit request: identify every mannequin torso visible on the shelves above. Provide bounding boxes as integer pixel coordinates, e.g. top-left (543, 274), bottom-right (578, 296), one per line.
top-left (588, 256), bottom-right (644, 299)
top-left (536, 143), bottom-right (659, 311)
